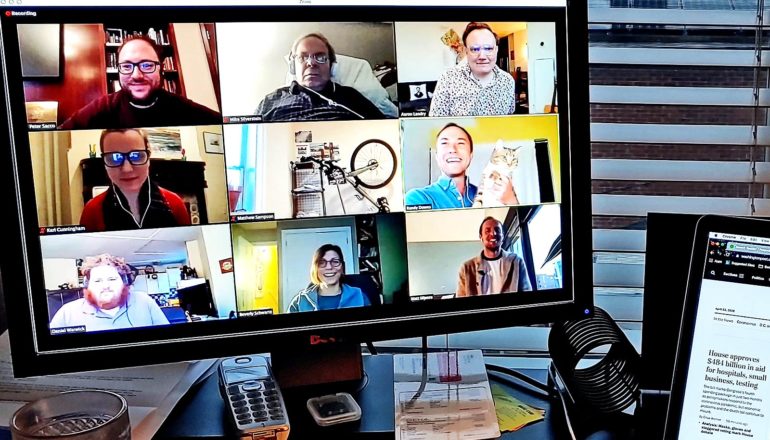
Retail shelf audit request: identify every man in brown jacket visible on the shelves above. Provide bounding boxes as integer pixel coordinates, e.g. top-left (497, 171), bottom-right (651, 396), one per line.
top-left (456, 216), bottom-right (532, 296)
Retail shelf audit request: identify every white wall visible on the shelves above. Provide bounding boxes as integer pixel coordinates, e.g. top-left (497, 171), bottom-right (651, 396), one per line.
top-left (186, 239), bottom-right (204, 279)
top-left (179, 125), bottom-right (228, 223)
top-left (43, 258), bottom-right (78, 290)
top-left (200, 224), bottom-right (236, 318)
top-left (69, 130), bottom-right (100, 222)
top-left (395, 22), bottom-right (466, 83)
top-left (261, 123), bottom-right (293, 217)
top-left (526, 22), bottom-right (557, 114)
top-left (173, 23), bottom-right (220, 113)
top-left (407, 208), bottom-right (496, 242)
top-left (218, 22), bottom-right (396, 116)
top-left (223, 123), bottom-right (294, 217)
top-left (408, 241), bottom-right (479, 295)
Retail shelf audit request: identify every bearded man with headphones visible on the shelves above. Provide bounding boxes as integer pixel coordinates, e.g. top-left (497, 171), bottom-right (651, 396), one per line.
top-left (255, 33), bottom-right (386, 121)
top-left (49, 254), bottom-right (170, 332)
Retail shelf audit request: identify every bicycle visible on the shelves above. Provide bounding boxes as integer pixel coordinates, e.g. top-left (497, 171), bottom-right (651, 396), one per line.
top-left (296, 139), bottom-right (397, 214)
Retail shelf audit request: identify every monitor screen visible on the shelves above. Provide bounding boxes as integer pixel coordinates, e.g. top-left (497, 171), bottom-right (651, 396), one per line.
top-left (0, 0), bottom-right (592, 376)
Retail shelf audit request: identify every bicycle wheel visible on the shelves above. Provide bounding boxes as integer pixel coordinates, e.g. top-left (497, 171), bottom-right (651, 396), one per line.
top-left (350, 139), bottom-right (397, 189)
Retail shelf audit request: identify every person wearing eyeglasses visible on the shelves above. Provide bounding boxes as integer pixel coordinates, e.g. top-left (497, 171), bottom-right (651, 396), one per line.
top-left (428, 22), bottom-right (516, 117)
top-left (59, 35), bottom-right (221, 130)
top-left (255, 33), bottom-right (385, 121)
top-left (79, 128), bottom-right (190, 232)
top-left (286, 244), bottom-right (371, 313)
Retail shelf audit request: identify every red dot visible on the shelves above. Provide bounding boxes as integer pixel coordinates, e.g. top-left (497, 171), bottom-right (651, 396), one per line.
top-left (4, 11), bottom-right (10, 17)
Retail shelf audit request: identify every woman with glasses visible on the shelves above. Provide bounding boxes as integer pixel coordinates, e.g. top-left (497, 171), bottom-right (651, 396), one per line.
top-left (428, 22), bottom-right (517, 117)
top-left (286, 243), bottom-right (371, 313)
top-left (79, 128), bottom-right (190, 231)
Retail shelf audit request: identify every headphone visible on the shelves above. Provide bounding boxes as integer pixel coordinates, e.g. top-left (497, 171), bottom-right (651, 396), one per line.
top-left (286, 53), bottom-right (339, 78)
top-left (83, 271), bottom-right (135, 288)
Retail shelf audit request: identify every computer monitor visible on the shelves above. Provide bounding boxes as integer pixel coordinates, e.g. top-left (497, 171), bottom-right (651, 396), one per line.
top-left (176, 279), bottom-right (217, 317)
top-left (0, 0), bottom-right (592, 378)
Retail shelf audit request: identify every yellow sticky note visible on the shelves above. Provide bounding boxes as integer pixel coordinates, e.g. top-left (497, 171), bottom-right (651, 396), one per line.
top-left (491, 384), bottom-right (546, 433)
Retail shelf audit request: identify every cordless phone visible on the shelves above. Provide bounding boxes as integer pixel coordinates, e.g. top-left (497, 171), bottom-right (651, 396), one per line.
top-left (218, 355), bottom-right (290, 440)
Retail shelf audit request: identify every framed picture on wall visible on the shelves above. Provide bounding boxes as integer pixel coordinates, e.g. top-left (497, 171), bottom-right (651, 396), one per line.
top-left (146, 127), bottom-right (182, 159)
top-left (203, 131), bottom-right (224, 154)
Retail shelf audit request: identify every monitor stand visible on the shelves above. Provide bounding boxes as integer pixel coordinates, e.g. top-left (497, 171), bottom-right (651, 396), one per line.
top-left (272, 343), bottom-right (395, 436)
top-left (270, 340), bottom-right (364, 389)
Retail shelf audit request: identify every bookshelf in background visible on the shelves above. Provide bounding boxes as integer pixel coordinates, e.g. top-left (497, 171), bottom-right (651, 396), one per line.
top-left (356, 215), bottom-right (382, 289)
top-left (103, 24), bottom-right (186, 96)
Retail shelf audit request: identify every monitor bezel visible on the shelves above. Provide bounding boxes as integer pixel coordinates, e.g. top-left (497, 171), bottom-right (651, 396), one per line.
top-left (0, 4), bottom-right (592, 376)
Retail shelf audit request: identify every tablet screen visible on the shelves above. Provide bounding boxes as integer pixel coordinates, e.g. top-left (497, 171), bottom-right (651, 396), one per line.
top-left (674, 230), bottom-right (770, 439)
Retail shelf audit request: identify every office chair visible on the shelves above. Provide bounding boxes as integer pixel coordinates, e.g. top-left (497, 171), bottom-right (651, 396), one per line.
top-left (343, 273), bottom-right (382, 306)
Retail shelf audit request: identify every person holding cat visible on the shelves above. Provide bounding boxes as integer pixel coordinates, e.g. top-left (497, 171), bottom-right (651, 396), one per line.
top-left (473, 140), bottom-right (521, 207)
top-left (405, 122), bottom-right (518, 210)
top-left (456, 216), bottom-right (532, 296)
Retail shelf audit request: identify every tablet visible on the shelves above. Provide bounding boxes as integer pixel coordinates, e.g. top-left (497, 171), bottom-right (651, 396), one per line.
top-left (664, 215), bottom-right (770, 440)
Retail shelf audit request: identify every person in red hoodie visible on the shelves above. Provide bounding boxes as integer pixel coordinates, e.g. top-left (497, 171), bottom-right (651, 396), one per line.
top-left (80, 128), bottom-right (189, 231)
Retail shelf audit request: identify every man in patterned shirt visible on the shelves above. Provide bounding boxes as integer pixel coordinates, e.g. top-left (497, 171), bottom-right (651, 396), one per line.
top-left (428, 22), bottom-right (517, 117)
top-left (255, 33), bottom-right (385, 121)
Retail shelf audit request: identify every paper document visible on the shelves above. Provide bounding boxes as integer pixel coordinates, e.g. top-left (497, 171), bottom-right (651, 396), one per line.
top-left (394, 350), bottom-right (500, 440)
top-left (491, 383), bottom-right (545, 432)
top-left (0, 331), bottom-right (216, 440)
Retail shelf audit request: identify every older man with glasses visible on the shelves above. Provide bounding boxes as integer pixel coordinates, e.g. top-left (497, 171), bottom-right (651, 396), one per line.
top-left (255, 32), bottom-right (386, 121)
top-left (59, 35), bottom-right (221, 129)
top-left (429, 22), bottom-right (517, 117)
top-left (79, 128), bottom-right (190, 231)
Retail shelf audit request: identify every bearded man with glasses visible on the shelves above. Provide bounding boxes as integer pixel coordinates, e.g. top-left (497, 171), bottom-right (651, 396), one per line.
top-left (59, 35), bottom-right (221, 129)
top-left (255, 33), bottom-right (385, 121)
top-left (429, 22), bottom-right (517, 117)
top-left (79, 128), bottom-right (190, 231)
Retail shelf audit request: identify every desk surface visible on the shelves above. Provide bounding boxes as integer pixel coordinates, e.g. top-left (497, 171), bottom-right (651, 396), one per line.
top-left (156, 355), bottom-right (667, 439)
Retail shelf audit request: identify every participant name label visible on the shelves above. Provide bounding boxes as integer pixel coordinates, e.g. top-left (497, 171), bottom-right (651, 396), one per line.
top-left (232, 213), bottom-right (275, 223)
top-left (405, 205), bottom-right (432, 212)
top-left (40, 226), bottom-right (87, 235)
top-left (28, 123), bottom-right (56, 131)
top-left (224, 116), bottom-right (262, 124)
top-left (238, 309), bottom-right (273, 318)
top-left (51, 326), bottom-right (86, 335)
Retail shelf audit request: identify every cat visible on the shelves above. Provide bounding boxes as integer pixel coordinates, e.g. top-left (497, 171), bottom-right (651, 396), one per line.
top-left (473, 140), bottom-right (521, 208)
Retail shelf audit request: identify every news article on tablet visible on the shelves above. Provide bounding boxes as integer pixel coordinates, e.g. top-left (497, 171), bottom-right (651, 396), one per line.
top-left (665, 216), bottom-right (770, 440)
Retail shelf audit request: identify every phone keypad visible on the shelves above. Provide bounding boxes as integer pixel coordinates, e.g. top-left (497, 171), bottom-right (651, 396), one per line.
top-left (227, 385), bottom-right (285, 426)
